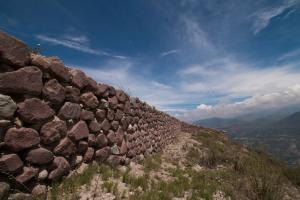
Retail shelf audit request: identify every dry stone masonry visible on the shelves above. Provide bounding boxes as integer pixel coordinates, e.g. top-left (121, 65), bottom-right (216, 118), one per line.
top-left (0, 31), bottom-right (181, 199)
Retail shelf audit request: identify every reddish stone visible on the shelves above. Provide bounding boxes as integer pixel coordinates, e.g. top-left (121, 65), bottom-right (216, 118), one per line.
top-left (69, 69), bottom-right (88, 89)
top-left (0, 66), bottom-right (42, 95)
top-left (0, 154), bottom-right (23, 173)
top-left (26, 147), bottom-right (54, 165)
top-left (107, 109), bottom-right (114, 121)
top-left (68, 120), bottom-right (89, 141)
top-left (107, 155), bottom-right (122, 167)
top-left (17, 98), bottom-right (54, 123)
top-left (108, 96), bottom-right (118, 109)
top-left (107, 130), bottom-right (123, 145)
top-left (116, 90), bottom-right (127, 102)
top-left (65, 86), bottom-right (80, 103)
top-left (108, 86), bottom-right (116, 96)
top-left (89, 120), bottom-right (101, 133)
top-left (78, 141), bottom-right (88, 154)
top-left (115, 109), bottom-right (124, 121)
top-left (88, 134), bottom-right (97, 147)
top-left (80, 92), bottom-right (99, 109)
top-left (58, 102), bottom-right (81, 120)
top-left (83, 147), bottom-right (94, 162)
top-left (4, 127), bottom-right (40, 152)
top-left (30, 53), bottom-right (51, 70)
top-left (48, 60), bottom-right (71, 82)
top-left (16, 167), bottom-right (39, 184)
top-left (42, 79), bottom-right (65, 105)
top-left (96, 133), bottom-right (108, 148)
top-left (111, 121), bottom-right (119, 130)
top-left (95, 147), bottom-right (110, 163)
top-left (95, 109), bottom-right (106, 121)
top-left (80, 109), bottom-right (95, 121)
top-left (0, 31), bottom-right (30, 66)
top-left (100, 119), bottom-right (111, 132)
top-left (40, 119), bottom-right (67, 144)
top-left (124, 101), bottom-right (131, 113)
top-left (96, 84), bottom-right (109, 96)
top-left (48, 157), bottom-right (71, 181)
top-left (53, 137), bottom-right (76, 157)
top-left (85, 77), bottom-right (98, 91)
top-left (120, 140), bottom-right (128, 155)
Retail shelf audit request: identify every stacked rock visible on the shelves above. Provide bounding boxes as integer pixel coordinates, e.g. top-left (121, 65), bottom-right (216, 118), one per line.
top-left (0, 31), bottom-right (181, 198)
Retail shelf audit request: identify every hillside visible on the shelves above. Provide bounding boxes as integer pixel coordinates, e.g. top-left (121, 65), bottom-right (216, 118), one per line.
top-left (195, 111), bottom-right (300, 165)
top-left (0, 31), bottom-right (300, 200)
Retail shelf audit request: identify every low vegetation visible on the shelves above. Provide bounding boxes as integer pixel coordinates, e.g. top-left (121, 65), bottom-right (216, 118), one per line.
top-left (45, 129), bottom-right (300, 200)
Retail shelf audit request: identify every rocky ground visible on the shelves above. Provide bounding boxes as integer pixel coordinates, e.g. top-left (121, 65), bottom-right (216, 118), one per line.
top-left (41, 129), bottom-right (300, 200)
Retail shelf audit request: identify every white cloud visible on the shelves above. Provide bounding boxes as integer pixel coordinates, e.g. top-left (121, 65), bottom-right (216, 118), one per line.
top-left (197, 104), bottom-right (213, 110)
top-left (160, 49), bottom-right (180, 57)
top-left (36, 34), bottom-right (127, 59)
top-left (179, 57), bottom-right (300, 96)
top-left (250, 0), bottom-right (299, 34)
top-left (181, 84), bottom-right (300, 121)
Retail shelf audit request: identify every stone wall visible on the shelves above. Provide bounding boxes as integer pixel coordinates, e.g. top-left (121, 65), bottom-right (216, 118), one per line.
top-left (0, 31), bottom-right (181, 197)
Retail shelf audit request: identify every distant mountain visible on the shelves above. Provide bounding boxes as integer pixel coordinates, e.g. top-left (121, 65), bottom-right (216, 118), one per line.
top-left (194, 117), bottom-right (243, 129)
top-left (277, 111), bottom-right (300, 128)
top-left (194, 110), bottom-right (300, 165)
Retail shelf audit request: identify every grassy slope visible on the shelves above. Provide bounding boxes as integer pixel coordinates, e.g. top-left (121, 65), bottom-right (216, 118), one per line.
top-left (43, 129), bottom-right (300, 200)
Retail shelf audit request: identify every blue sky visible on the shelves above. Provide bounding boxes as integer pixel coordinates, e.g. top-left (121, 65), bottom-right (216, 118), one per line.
top-left (1, 0), bottom-right (300, 121)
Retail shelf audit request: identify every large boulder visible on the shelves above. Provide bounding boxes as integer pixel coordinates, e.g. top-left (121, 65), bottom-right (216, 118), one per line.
top-left (48, 157), bottom-right (71, 181)
top-left (25, 148), bottom-right (54, 165)
top-left (0, 94), bottom-right (17, 119)
top-left (42, 79), bottom-right (65, 105)
top-left (80, 92), bottom-right (99, 109)
top-left (58, 102), bottom-right (81, 120)
top-left (0, 66), bottom-right (43, 95)
top-left (0, 31), bottom-right (30, 66)
top-left (17, 98), bottom-right (54, 123)
top-left (0, 154), bottom-right (23, 173)
top-left (4, 128), bottom-right (40, 152)
top-left (40, 119), bottom-right (67, 144)
top-left (68, 120), bottom-right (89, 141)
top-left (53, 137), bottom-right (76, 157)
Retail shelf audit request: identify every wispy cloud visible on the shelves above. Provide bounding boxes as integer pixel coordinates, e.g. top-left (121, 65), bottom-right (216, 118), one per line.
top-left (36, 34), bottom-right (127, 59)
top-left (160, 49), bottom-right (180, 57)
top-left (250, 0), bottom-right (299, 34)
top-left (278, 48), bottom-right (300, 61)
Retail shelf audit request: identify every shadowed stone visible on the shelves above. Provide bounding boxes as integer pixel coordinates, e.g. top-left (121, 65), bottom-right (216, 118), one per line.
top-left (48, 157), bottom-right (70, 181)
top-left (40, 119), bottom-right (67, 144)
top-left (58, 102), bottom-right (81, 120)
top-left (26, 148), bottom-right (54, 165)
top-left (0, 154), bottom-right (23, 173)
top-left (42, 79), bottom-right (65, 105)
top-left (53, 137), bottom-right (76, 157)
top-left (16, 167), bottom-right (39, 184)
